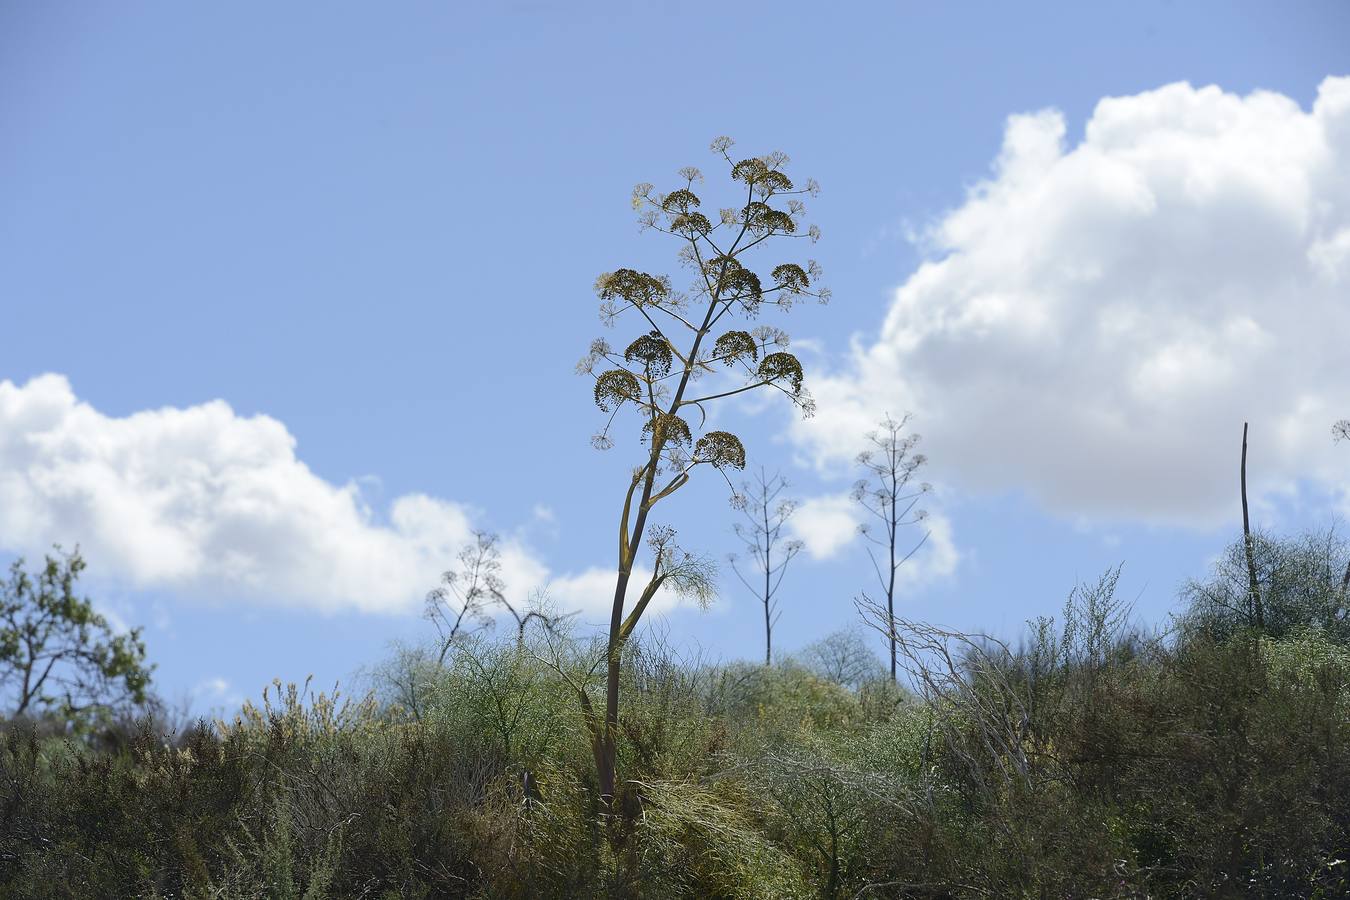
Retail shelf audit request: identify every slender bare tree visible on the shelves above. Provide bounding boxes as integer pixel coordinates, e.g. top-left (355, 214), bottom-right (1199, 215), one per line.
top-left (578, 137), bottom-right (826, 809)
top-left (852, 413), bottom-right (931, 682)
top-left (729, 468), bottom-right (805, 666)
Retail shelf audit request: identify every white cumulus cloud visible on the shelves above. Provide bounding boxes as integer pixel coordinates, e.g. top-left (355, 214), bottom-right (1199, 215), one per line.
top-left (0, 373), bottom-right (486, 612)
top-left (0, 374), bottom-right (710, 622)
top-left (0, 375), bottom-right (551, 614)
top-left (789, 492), bottom-right (960, 587)
top-left (790, 492), bottom-right (861, 560)
top-left (796, 77), bottom-right (1350, 527)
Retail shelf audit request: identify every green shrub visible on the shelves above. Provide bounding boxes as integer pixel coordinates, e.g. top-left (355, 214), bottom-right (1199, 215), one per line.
top-left (5, 564), bottom-right (1350, 899)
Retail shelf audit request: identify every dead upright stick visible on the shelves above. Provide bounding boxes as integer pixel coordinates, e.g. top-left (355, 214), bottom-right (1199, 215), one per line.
top-left (1338, 421), bottom-right (1350, 596)
top-left (1240, 422), bottom-right (1263, 629)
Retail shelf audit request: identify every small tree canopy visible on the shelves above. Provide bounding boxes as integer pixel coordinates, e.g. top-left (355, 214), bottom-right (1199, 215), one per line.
top-left (1180, 529), bottom-right (1350, 642)
top-left (0, 548), bottom-right (153, 731)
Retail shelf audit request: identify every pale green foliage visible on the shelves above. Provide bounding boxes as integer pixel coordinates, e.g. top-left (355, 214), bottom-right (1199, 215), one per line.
top-left (1180, 528), bottom-right (1350, 641)
top-left (435, 636), bottom-right (579, 766)
top-left (1260, 626), bottom-right (1350, 696)
top-left (645, 529), bottom-right (717, 611)
top-left (636, 778), bottom-right (815, 899)
top-left (218, 676), bottom-right (383, 750)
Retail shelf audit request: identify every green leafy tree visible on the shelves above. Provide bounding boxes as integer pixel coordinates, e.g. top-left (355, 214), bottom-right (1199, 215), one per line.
top-left (577, 137), bottom-right (827, 807)
top-left (0, 548), bottom-right (153, 730)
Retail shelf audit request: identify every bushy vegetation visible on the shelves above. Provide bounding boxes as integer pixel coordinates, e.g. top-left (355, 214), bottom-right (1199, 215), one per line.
top-left (3, 530), bottom-right (1349, 898)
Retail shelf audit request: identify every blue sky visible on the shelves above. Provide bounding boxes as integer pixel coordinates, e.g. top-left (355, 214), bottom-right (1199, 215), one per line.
top-left (2, 1), bottom-right (1348, 715)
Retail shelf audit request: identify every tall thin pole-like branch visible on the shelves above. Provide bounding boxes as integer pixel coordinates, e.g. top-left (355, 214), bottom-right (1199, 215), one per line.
top-left (1240, 422), bottom-right (1263, 629)
top-left (1336, 420), bottom-right (1350, 597)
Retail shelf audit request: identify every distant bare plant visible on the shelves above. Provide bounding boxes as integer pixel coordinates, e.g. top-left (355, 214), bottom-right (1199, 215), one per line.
top-left (729, 468), bottom-right (805, 666)
top-left (852, 414), bottom-right (931, 681)
top-left (426, 532), bottom-right (501, 663)
top-left (794, 629), bottom-right (884, 690)
top-left (427, 531), bottom-right (566, 663)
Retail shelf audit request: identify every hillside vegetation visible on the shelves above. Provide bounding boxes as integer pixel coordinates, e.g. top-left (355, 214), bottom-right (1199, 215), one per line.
top-left (2, 531), bottom-right (1349, 898)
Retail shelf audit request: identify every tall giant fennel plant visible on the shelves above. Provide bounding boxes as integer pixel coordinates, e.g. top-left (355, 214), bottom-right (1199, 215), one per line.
top-left (576, 137), bottom-right (827, 807)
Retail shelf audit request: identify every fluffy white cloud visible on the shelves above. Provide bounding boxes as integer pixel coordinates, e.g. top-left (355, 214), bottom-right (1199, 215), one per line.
top-left (790, 493), bottom-right (860, 560)
top-left (906, 512), bottom-right (960, 588)
top-left (796, 78), bottom-right (1350, 527)
top-left (0, 374), bottom-right (646, 617)
top-left (0, 374), bottom-right (487, 612)
top-left (789, 492), bottom-right (959, 586)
